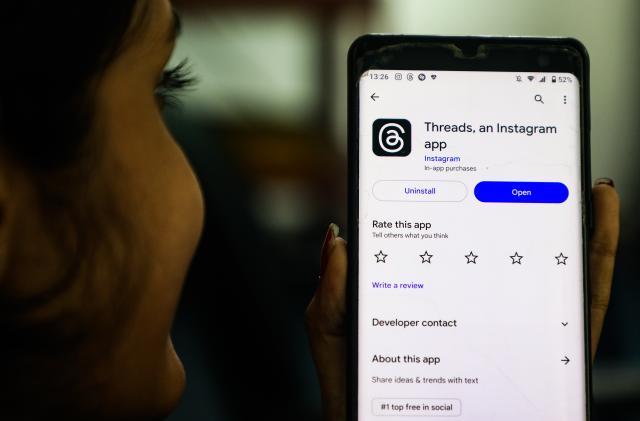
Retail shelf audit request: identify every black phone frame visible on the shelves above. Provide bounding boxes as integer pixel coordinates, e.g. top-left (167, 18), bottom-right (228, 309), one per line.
top-left (347, 35), bottom-right (592, 421)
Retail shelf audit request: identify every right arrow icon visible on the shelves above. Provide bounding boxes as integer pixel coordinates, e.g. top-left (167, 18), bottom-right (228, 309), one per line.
top-left (561, 356), bottom-right (570, 365)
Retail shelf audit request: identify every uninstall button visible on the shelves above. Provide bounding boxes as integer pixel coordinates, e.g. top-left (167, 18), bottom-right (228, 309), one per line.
top-left (373, 180), bottom-right (467, 202)
top-left (372, 398), bottom-right (461, 417)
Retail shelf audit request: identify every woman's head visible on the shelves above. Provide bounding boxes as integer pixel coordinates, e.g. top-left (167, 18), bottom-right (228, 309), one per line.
top-left (0, 1), bottom-right (204, 418)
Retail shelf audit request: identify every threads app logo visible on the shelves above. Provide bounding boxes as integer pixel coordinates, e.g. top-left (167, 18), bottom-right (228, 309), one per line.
top-left (373, 119), bottom-right (412, 156)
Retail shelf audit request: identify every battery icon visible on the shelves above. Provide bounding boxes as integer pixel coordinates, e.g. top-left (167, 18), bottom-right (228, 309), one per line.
top-left (552, 76), bottom-right (557, 83)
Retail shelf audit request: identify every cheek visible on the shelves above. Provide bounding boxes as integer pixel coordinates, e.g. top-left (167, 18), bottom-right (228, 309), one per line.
top-left (142, 129), bottom-right (204, 305)
top-left (159, 144), bottom-right (205, 269)
top-left (104, 128), bottom-right (203, 412)
top-left (106, 91), bottom-right (205, 268)
top-left (105, 100), bottom-right (205, 325)
top-left (98, 64), bottom-right (205, 317)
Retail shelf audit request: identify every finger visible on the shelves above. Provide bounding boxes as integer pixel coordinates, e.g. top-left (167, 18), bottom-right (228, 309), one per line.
top-left (306, 238), bottom-right (348, 421)
top-left (589, 180), bottom-right (620, 360)
top-left (306, 226), bottom-right (348, 421)
top-left (307, 222), bottom-right (347, 336)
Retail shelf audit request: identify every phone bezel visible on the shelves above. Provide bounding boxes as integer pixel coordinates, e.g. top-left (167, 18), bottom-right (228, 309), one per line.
top-left (347, 35), bottom-right (592, 421)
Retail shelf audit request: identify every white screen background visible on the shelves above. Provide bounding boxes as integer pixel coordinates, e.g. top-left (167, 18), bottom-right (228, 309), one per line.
top-left (358, 70), bottom-right (585, 420)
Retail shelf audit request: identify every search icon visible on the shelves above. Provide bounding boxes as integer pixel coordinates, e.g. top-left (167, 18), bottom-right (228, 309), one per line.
top-left (534, 94), bottom-right (544, 104)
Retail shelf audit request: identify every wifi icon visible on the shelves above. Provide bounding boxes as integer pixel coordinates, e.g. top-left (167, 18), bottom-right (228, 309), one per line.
top-left (527, 76), bottom-right (535, 82)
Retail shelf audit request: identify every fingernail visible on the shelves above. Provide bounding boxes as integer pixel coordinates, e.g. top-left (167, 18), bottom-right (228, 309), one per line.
top-left (595, 178), bottom-right (615, 188)
top-left (320, 223), bottom-right (340, 278)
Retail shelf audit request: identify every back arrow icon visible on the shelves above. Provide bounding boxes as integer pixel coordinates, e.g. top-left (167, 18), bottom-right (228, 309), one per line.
top-left (371, 93), bottom-right (379, 101)
top-left (561, 356), bottom-right (570, 365)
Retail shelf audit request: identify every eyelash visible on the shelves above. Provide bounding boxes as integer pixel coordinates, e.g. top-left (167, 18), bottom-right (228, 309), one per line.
top-left (155, 58), bottom-right (197, 109)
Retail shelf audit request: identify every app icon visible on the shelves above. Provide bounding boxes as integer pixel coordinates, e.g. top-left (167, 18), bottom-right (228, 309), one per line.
top-left (373, 119), bottom-right (412, 156)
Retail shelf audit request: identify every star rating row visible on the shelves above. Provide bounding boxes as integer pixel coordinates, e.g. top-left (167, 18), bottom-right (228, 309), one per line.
top-left (374, 250), bottom-right (569, 265)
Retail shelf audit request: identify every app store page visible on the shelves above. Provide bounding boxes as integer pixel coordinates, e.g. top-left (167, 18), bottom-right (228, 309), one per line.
top-left (358, 70), bottom-right (585, 420)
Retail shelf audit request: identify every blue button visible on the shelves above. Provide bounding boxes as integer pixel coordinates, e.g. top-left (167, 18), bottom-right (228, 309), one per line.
top-left (474, 181), bottom-right (569, 204)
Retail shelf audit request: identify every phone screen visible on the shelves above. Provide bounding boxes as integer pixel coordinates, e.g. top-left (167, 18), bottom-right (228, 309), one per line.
top-left (357, 70), bottom-right (586, 420)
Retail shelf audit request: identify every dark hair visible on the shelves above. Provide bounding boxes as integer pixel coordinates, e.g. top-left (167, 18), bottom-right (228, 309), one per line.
top-left (0, 1), bottom-right (140, 169)
top-left (0, 1), bottom-right (143, 416)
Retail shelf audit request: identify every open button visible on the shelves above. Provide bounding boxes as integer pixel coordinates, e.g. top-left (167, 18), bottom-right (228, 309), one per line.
top-left (474, 181), bottom-right (569, 204)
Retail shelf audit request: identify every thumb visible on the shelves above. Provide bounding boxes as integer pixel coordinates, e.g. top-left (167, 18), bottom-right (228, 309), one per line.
top-left (305, 223), bottom-right (347, 421)
top-left (589, 180), bottom-right (620, 360)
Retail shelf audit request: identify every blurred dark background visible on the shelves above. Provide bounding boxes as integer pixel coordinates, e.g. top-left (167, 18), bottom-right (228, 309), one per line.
top-left (163, 0), bottom-right (640, 419)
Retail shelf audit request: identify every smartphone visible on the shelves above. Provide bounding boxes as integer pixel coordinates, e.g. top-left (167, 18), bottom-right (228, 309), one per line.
top-left (347, 36), bottom-right (591, 420)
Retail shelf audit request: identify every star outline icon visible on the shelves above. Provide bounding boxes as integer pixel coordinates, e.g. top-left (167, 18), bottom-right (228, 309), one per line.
top-left (510, 251), bottom-right (523, 264)
top-left (375, 250), bottom-right (388, 263)
top-left (465, 251), bottom-right (478, 264)
top-left (555, 252), bottom-right (568, 265)
top-left (419, 250), bottom-right (433, 264)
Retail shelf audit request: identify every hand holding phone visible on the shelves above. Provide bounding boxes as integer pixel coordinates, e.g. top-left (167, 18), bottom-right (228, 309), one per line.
top-left (306, 36), bottom-right (620, 421)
